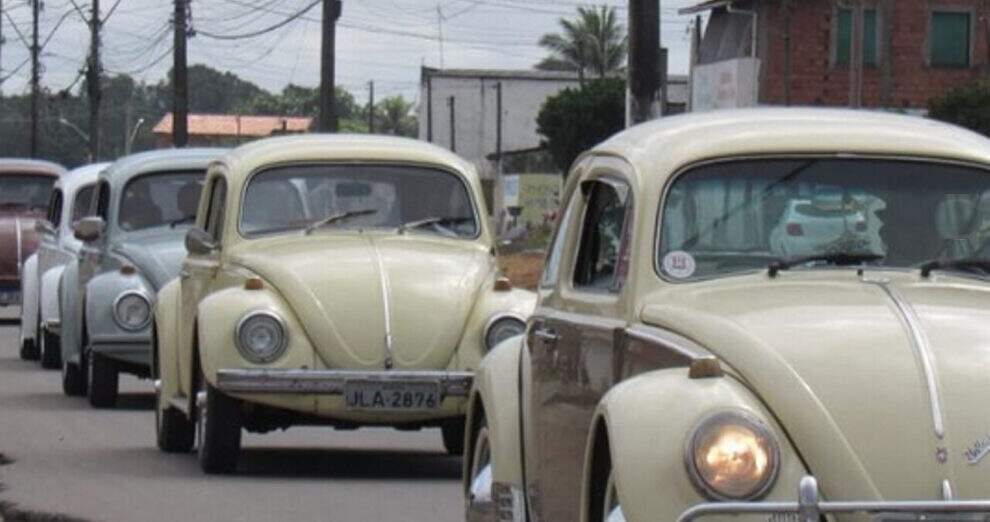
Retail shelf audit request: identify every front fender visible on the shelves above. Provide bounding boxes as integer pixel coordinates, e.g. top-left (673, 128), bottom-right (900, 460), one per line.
top-left (19, 254), bottom-right (39, 343)
top-left (464, 334), bottom-right (525, 497)
top-left (455, 280), bottom-right (536, 372)
top-left (59, 261), bottom-right (83, 365)
top-left (154, 279), bottom-right (183, 407)
top-left (585, 370), bottom-right (809, 522)
top-left (85, 270), bottom-right (155, 341)
top-left (40, 264), bottom-right (66, 327)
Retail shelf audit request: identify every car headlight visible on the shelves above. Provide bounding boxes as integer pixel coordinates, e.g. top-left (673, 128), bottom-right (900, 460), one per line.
top-left (235, 311), bottom-right (288, 364)
top-left (685, 410), bottom-right (780, 501)
top-left (484, 315), bottom-right (526, 352)
top-left (113, 291), bottom-right (151, 331)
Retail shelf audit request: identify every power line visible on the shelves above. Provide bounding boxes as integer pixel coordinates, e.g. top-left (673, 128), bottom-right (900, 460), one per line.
top-left (196, 0), bottom-right (320, 40)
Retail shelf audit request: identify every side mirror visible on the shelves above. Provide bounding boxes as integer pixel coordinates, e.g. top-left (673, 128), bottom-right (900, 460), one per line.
top-left (185, 227), bottom-right (218, 256)
top-left (35, 219), bottom-right (56, 235)
top-left (73, 216), bottom-right (105, 242)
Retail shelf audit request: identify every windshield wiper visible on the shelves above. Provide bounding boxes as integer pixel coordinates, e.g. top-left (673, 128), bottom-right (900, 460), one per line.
top-left (169, 215), bottom-right (196, 228)
top-left (304, 209), bottom-right (378, 235)
top-left (397, 216), bottom-right (468, 235)
top-left (920, 257), bottom-right (990, 278)
top-left (768, 252), bottom-right (884, 278)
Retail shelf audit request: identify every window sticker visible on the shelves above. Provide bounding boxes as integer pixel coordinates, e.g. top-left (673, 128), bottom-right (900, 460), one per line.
top-left (663, 250), bottom-right (696, 279)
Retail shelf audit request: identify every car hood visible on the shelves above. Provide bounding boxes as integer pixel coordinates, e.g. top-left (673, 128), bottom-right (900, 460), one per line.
top-left (112, 230), bottom-right (189, 289)
top-left (0, 214), bottom-right (40, 279)
top-left (228, 232), bottom-right (494, 370)
top-left (641, 270), bottom-right (990, 501)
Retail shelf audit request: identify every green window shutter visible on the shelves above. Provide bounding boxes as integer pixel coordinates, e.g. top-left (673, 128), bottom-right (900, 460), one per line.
top-left (931, 12), bottom-right (971, 67)
top-left (863, 10), bottom-right (878, 66)
top-left (836, 8), bottom-right (852, 65)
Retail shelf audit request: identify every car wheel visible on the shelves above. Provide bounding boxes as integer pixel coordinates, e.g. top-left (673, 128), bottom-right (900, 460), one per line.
top-left (40, 328), bottom-right (62, 370)
top-left (442, 418), bottom-right (466, 455)
top-left (600, 469), bottom-right (626, 522)
top-left (196, 372), bottom-right (242, 474)
top-left (154, 341), bottom-right (193, 453)
top-left (62, 354), bottom-right (87, 397)
top-left (19, 338), bottom-right (38, 360)
top-left (87, 352), bottom-right (119, 408)
top-left (465, 419), bottom-right (495, 522)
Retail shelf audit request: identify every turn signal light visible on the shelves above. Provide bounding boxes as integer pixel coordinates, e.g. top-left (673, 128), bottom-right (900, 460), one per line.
top-left (244, 278), bottom-right (264, 291)
top-left (786, 223), bottom-right (804, 237)
top-left (494, 276), bottom-right (512, 292)
top-left (120, 265), bottom-right (137, 275)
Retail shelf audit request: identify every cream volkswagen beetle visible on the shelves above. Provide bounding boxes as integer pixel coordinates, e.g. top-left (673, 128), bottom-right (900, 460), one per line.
top-left (464, 109), bottom-right (990, 522)
top-left (154, 134), bottom-right (535, 474)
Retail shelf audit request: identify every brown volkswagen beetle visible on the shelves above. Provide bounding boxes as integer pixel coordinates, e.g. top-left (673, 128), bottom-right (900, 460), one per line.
top-left (0, 159), bottom-right (65, 357)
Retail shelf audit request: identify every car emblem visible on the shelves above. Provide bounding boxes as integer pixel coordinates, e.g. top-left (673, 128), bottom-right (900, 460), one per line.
top-left (936, 447), bottom-right (948, 465)
top-left (964, 435), bottom-right (990, 465)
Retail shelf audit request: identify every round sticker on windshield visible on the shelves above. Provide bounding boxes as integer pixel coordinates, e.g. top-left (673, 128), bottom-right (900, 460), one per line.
top-left (663, 251), bottom-right (696, 279)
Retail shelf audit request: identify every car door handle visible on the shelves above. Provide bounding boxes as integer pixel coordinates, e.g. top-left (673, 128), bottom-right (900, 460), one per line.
top-left (533, 327), bottom-right (560, 344)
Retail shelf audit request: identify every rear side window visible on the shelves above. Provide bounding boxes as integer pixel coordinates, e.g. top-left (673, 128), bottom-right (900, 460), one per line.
top-left (573, 180), bottom-right (633, 292)
top-left (95, 181), bottom-right (111, 221)
top-left (48, 189), bottom-right (64, 226)
top-left (539, 193), bottom-right (578, 289)
top-left (204, 177), bottom-right (227, 241)
top-left (71, 185), bottom-right (96, 223)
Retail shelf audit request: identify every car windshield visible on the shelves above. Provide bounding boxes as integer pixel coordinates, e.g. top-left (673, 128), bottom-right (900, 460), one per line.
top-left (240, 164), bottom-right (478, 238)
top-left (119, 171), bottom-right (204, 232)
top-left (0, 175), bottom-right (55, 210)
top-left (658, 158), bottom-right (990, 281)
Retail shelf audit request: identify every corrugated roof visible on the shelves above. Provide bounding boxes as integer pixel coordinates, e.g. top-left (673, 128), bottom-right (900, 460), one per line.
top-left (152, 113), bottom-right (313, 138)
top-left (422, 67), bottom-right (583, 82)
top-left (678, 0), bottom-right (734, 14)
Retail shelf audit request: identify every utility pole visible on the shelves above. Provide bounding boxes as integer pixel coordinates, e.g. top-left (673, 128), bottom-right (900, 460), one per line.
top-left (627, 0), bottom-right (660, 126)
top-left (87, 0), bottom-right (101, 161)
top-left (30, 0), bottom-right (40, 157)
top-left (447, 96), bottom-right (455, 152)
top-left (367, 80), bottom-right (374, 133)
top-left (0, 0), bottom-right (5, 104)
top-left (425, 71), bottom-right (433, 141)
top-left (319, 0), bottom-right (342, 132)
top-left (495, 82), bottom-right (502, 176)
top-left (849, 0), bottom-right (864, 108)
top-left (436, 4), bottom-right (444, 69)
top-left (173, 0), bottom-right (189, 147)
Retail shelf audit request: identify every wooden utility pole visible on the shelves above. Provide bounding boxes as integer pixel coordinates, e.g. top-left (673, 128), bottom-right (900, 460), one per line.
top-left (628, 0), bottom-right (660, 126)
top-left (0, 0), bottom-right (4, 103)
top-left (447, 96), bottom-right (455, 152)
top-left (425, 72), bottom-right (433, 141)
top-left (367, 80), bottom-right (374, 133)
top-left (849, 1), bottom-right (864, 108)
top-left (30, 0), bottom-right (40, 157)
top-left (173, 0), bottom-right (189, 147)
top-left (495, 82), bottom-right (502, 175)
top-left (87, 0), bottom-right (101, 161)
top-left (319, 0), bottom-right (342, 132)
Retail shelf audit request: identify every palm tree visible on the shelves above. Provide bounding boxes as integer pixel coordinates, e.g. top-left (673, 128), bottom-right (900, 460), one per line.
top-left (536, 6), bottom-right (627, 81)
top-left (375, 96), bottom-right (417, 137)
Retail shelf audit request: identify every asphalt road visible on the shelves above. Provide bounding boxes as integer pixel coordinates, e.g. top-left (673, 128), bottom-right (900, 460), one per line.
top-left (0, 320), bottom-right (463, 522)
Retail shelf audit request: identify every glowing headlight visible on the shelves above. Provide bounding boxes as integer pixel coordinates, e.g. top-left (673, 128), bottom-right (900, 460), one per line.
top-left (235, 311), bottom-right (288, 364)
top-left (686, 410), bottom-right (780, 500)
top-left (113, 291), bottom-right (151, 331)
top-left (484, 315), bottom-right (526, 352)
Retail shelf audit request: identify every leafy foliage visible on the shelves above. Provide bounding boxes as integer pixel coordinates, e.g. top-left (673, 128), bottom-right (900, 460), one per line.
top-left (536, 77), bottom-right (625, 174)
top-left (536, 6), bottom-right (627, 80)
top-left (928, 82), bottom-right (990, 136)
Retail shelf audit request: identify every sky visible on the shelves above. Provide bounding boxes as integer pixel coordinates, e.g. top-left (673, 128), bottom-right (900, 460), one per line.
top-left (0, 0), bottom-right (703, 105)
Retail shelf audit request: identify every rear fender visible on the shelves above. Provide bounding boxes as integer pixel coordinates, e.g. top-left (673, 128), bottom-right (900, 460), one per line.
top-left (19, 254), bottom-right (39, 342)
top-left (59, 261), bottom-right (83, 365)
top-left (154, 279), bottom-right (183, 403)
top-left (454, 278), bottom-right (536, 372)
top-left (583, 370), bottom-right (809, 522)
top-left (40, 265), bottom-right (66, 327)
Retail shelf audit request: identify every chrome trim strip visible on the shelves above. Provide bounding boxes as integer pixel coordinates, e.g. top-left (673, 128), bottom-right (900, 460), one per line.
top-left (368, 237), bottom-right (394, 370)
top-left (215, 368), bottom-right (474, 396)
top-left (942, 479), bottom-right (954, 501)
top-left (677, 475), bottom-right (990, 522)
top-left (15, 217), bottom-right (23, 276)
top-left (867, 280), bottom-right (946, 439)
top-left (624, 324), bottom-right (711, 362)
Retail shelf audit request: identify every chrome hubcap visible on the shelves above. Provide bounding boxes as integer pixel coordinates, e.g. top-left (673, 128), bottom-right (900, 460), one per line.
top-left (603, 471), bottom-right (626, 522)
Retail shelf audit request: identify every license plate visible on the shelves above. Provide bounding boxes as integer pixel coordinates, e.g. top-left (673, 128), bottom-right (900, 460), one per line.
top-left (344, 381), bottom-right (441, 411)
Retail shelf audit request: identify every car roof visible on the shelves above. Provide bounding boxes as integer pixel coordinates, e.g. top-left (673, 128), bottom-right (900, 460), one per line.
top-left (589, 108), bottom-right (990, 192)
top-left (55, 162), bottom-right (111, 193)
top-left (215, 134), bottom-right (478, 184)
top-left (100, 148), bottom-right (227, 186)
top-left (0, 158), bottom-right (67, 177)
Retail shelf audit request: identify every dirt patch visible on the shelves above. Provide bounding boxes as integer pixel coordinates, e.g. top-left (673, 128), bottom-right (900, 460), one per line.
top-left (498, 252), bottom-right (545, 290)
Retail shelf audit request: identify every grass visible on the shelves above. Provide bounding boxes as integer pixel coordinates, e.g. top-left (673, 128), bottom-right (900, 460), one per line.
top-left (498, 252), bottom-right (545, 290)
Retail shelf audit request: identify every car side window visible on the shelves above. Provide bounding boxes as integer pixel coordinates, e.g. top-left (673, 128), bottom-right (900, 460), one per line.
top-left (539, 192), bottom-right (578, 289)
top-left (71, 185), bottom-right (96, 223)
top-left (572, 179), bottom-right (633, 293)
top-left (48, 189), bottom-right (63, 226)
top-left (204, 177), bottom-right (227, 241)
top-left (95, 181), bottom-right (110, 221)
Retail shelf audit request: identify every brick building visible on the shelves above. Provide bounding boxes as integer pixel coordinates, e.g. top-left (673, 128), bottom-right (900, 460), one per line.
top-left (682, 0), bottom-right (989, 110)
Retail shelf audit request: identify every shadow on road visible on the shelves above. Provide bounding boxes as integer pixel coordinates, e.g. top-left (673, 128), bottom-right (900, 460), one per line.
top-left (238, 447), bottom-right (462, 480)
top-left (115, 393), bottom-right (154, 411)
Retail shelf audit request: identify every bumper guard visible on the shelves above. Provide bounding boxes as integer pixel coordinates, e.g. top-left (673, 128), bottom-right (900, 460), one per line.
top-left (677, 476), bottom-right (990, 521)
top-left (215, 368), bottom-right (473, 397)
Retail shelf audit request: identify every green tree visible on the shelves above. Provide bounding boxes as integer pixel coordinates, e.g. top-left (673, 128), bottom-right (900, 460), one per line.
top-left (929, 83), bottom-right (990, 137)
top-left (536, 6), bottom-right (627, 81)
top-left (536, 77), bottom-right (625, 174)
top-left (374, 96), bottom-right (417, 137)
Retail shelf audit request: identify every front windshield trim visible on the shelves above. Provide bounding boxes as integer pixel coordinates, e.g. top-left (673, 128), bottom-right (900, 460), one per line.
top-left (116, 169), bottom-right (204, 233)
top-left (652, 153), bottom-right (990, 284)
top-left (235, 160), bottom-right (483, 241)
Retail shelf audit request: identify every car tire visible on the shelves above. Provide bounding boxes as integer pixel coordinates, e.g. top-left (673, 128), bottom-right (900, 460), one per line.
top-left (19, 338), bottom-right (39, 360)
top-left (441, 418), bottom-right (466, 455)
top-left (40, 328), bottom-right (62, 370)
top-left (197, 377), bottom-right (242, 474)
top-left (154, 336), bottom-right (194, 453)
top-left (62, 354), bottom-right (87, 397)
top-left (87, 352), bottom-right (119, 408)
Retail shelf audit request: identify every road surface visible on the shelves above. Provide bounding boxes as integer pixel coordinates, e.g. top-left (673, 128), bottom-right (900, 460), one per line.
top-left (0, 321), bottom-right (463, 522)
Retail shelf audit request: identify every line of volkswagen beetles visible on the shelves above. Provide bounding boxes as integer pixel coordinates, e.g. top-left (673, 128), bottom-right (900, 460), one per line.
top-left (6, 108), bottom-right (990, 522)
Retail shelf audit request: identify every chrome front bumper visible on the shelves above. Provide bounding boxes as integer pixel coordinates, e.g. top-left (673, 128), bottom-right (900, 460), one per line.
top-left (215, 369), bottom-right (473, 397)
top-left (677, 476), bottom-right (990, 521)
